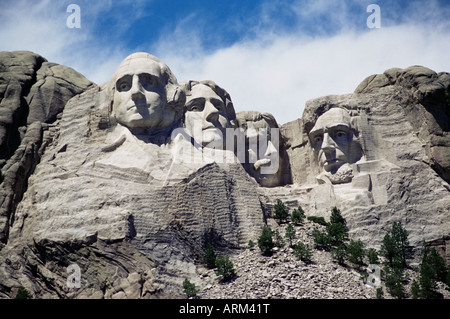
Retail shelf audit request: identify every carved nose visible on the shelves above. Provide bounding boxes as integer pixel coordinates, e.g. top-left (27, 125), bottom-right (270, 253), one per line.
top-left (205, 102), bottom-right (219, 122)
top-left (131, 77), bottom-right (145, 102)
top-left (321, 133), bottom-right (335, 152)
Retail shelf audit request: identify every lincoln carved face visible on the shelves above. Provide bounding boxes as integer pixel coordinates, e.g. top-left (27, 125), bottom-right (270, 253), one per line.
top-left (309, 108), bottom-right (362, 174)
top-left (111, 53), bottom-right (183, 131)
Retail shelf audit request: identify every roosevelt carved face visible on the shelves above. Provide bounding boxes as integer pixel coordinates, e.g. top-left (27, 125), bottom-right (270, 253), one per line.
top-left (184, 83), bottom-right (232, 148)
top-left (309, 108), bottom-right (361, 174)
top-left (111, 53), bottom-right (178, 131)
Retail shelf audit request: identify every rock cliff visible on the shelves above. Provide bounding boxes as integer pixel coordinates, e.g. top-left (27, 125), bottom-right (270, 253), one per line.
top-left (0, 51), bottom-right (448, 299)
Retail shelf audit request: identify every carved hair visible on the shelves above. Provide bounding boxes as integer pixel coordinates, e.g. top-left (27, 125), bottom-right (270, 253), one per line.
top-left (181, 80), bottom-right (236, 127)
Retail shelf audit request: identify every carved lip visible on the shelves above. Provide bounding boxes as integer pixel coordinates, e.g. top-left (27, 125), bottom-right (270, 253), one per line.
top-left (202, 126), bottom-right (220, 131)
top-left (323, 158), bottom-right (345, 169)
top-left (127, 103), bottom-right (147, 111)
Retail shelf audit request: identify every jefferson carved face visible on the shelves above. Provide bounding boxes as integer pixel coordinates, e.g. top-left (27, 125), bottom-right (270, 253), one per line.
top-left (111, 53), bottom-right (177, 130)
top-left (184, 83), bottom-right (231, 148)
top-left (309, 108), bottom-right (361, 173)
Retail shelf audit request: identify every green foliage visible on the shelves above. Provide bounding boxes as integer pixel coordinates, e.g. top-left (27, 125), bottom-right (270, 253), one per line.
top-left (273, 199), bottom-right (289, 225)
top-left (312, 227), bottom-right (331, 250)
top-left (347, 239), bottom-right (366, 268)
top-left (330, 207), bottom-right (346, 226)
top-left (248, 240), bottom-right (255, 249)
top-left (376, 287), bottom-right (384, 299)
top-left (411, 279), bottom-right (420, 299)
top-left (183, 278), bottom-right (199, 298)
top-left (367, 248), bottom-right (379, 265)
top-left (380, 221), bottom-right (413, 269)
top-left (416, 246), bottom-right (448, 299)
top-left (291, 206), bottom-right (305, 225)
top-left (380, 233), bottom-right (397, 267)
top-left (215, 255), bottom-right (236, 282)
top-left (293, 242), bottom-right (313, 264)
top-left (383, 265), bottom-right (406, 299)
top-left (15, 286), bottom-right (32, 299)
top-left (307, 216), bottom-right (327, 226)
top-left (379, 221), bottom-right (414, 299)
top-left (258, 226), bottom-right (274, 256)
top-left (391, 221), bottom-right (414, 268)
top-left (326, 222), bottom-right (349, 247)
top-left (285, 223), bottom-right (296, 247)
top-left (331, 244), bottom-right (348, 265)
top-left (204, 243), bottom-right (216, 269)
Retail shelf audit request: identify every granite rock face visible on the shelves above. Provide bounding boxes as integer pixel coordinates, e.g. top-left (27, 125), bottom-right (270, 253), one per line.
top-left (0, 52), bottom-right (448, 299)
top-left (281, 65), bottom-right (450, 262)
top-left (0, 51), bottom-right (94, 244)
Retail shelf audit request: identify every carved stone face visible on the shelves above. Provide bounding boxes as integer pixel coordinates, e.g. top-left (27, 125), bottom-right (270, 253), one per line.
top-left (309, 108), bottom-right (360, 173)
top-left (246, 118), bottom-right (281, 187)
top-left (112, 53), bottom-right (176, 130)
top-left (184, 83), bottom-right (230, 148)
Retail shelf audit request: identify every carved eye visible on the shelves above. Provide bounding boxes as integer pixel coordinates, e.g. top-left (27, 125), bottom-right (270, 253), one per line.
top-left (140, 74), bottom-right (159, 90)
top-left (116, 76), bottom-right (131, 92)
top-left (189, 104), bottom-right (203, 112)
top-left (120, 82), bottom-right (129, 91)
top-left (314, 135), bottom-right (323, 144)
top-left (212, 100), bottom-right (225, 112)
top-left (335, 130), bottom-right (348, 139)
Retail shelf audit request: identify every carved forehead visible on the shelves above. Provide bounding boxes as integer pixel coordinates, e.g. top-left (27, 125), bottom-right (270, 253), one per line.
top-left (112, 52), bottom-right (172, 83)
top-left (187, 83), bottom-right (221, 101)
top-left (310, 108), bottom-right (352, 133)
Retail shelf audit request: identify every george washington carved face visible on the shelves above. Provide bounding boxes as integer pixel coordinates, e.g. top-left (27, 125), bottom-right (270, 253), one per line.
top-left (110, 52), bottom-right (184, 132)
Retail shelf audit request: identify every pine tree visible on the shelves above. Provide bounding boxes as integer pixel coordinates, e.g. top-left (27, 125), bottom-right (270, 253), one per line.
top-left (384, 265), bottom-right (406, 299)
top-left (347, 239), bottom-right (366, 268)
top-left (258, 226), bottom-right (274, 256)
top-left (273, 199), bottom-right (289, 225)
top-left (204, 243), bottom-right (216, 269)
top-left (417, 246), bottom-right (448, 299)
top-left (312, 227), bottom-right (331, 251)
top-left (380, 233), bottom-right (397, 267)
top-left (331, 244), bottom-right (348, 265)
top-left (367, 248), bottom-right (379, 265)
top-left (330, 207), bottom-right (346, 226)
top-left (391, 221), bottom-right (414, 268)
top-left (293, 242), bottom-right (313, 264)
top-left (326, 222), bottom-right (349, 247)
top-left (291, 206), bottom-right (305, 225)
top-left (183, 278), bottom-right (199, 298)
top-left (215, 255), bottom-right (236, 282)
top-left (285, 223), bottom-right (296, 247)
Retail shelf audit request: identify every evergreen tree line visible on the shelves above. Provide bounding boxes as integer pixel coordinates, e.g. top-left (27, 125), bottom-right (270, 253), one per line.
top-left (258, 199), bottom-right (450, 299)
top-left (184, 198), bottom-right (450, 299)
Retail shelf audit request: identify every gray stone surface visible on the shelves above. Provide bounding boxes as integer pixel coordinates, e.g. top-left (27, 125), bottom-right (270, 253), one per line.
top-left (0, 51), bottom-right (94, 243)
top-left (0, 52), bottom-right (448, 299)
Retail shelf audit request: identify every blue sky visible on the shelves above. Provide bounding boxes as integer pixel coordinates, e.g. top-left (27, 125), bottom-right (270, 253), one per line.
top-left (1, 0), bottom-right (450, 124)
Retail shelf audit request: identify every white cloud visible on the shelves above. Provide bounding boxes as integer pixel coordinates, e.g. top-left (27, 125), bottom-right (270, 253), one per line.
top-left (1, 0), bottom-right (449, 126)
top-left (158, 23), bottom-right (450, 125)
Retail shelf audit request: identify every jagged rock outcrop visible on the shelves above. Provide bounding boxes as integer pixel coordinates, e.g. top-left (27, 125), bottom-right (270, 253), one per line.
top-left (0, 51), bottom-right (448, 299)
top-left (280, 65), bottom-right (450, 263)
top-left (0, 51), bottom-right (94, 244)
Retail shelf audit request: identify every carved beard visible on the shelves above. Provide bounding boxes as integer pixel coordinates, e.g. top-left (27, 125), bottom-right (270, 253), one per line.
top-left (318, 163), bottom-right (354, 184)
